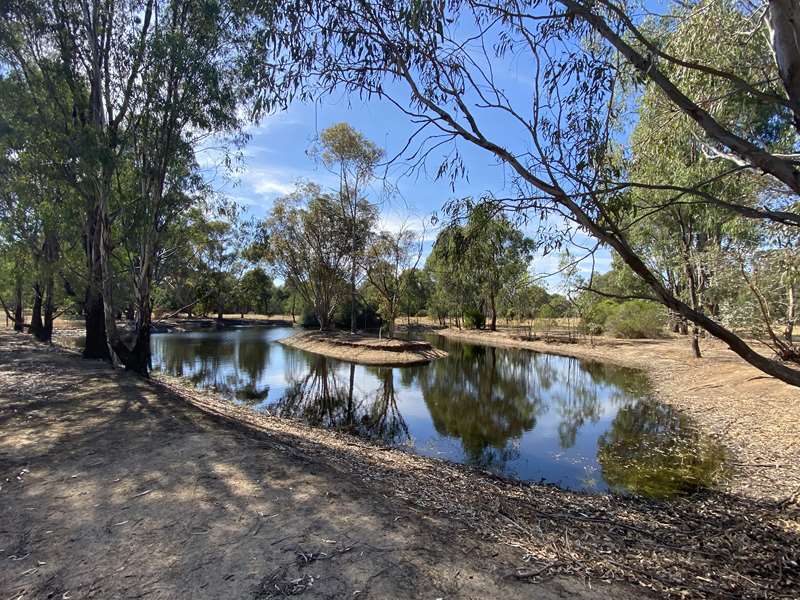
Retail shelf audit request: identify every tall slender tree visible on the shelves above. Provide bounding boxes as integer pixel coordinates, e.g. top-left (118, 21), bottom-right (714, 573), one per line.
top-left (315, 123), bottom-right (383, 333)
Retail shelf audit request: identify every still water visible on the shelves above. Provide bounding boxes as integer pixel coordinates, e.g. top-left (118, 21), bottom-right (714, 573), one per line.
top-left (151, 326), bottom-right (726, 498)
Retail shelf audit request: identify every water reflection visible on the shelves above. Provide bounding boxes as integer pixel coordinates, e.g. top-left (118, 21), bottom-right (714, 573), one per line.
top-left (597, 401), bottom-right (728, 498)
top-left (151, 327), bottom-right (726, 497)
top-left (269, 355), bottom-right (410, 445)
top-left (152, 328), bottom-right (273, 403)
top-left (408, 343), bottom-right (541, 471)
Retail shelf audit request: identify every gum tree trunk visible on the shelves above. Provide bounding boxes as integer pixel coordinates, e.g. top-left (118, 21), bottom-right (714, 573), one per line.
top-left (12, 272), bottom-right (24, 332)
top-left (30, 283), bottom-right (43, 339)
top-left (83, 206), bottom-right (110, 360)
top-left (767, 0), bottom-right (800, 132)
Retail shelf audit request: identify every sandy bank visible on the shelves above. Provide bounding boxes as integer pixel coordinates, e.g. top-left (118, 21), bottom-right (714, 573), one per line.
top-left (433, 326), bottom-right (800, 504)
top-left (279, 330), bottom-right (447, 365)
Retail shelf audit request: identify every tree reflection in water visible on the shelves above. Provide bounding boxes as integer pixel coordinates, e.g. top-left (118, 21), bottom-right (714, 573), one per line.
top-left (536, 357), bottom-right (650, 449)
top-left (270, 354), bottom-right (410, 446)
top-left (409, 342), bottom-right (543, 471)
top-left (597, 400), bottom-right (727, 498)
top-left (150, 330), bottom-right (272, 403)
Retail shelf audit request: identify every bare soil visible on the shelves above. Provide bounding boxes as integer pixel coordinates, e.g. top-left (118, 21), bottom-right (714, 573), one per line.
top-left (433, 327), bottom-right (800, 504)
top-left (0, 330), bottom-right (633, 600)
top-left (280, 330), bottom-right (447, 366)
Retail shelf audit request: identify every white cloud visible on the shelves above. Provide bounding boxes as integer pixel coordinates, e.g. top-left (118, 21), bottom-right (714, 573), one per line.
top-left (249, 171), bottom-right (295, 196)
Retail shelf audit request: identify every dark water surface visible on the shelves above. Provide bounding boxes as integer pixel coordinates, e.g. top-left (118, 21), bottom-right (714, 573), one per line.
top-left (151, 326), bottom-right (726, 498)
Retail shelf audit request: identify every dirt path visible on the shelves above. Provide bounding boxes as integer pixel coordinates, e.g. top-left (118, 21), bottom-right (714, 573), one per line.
top-left (0, 331), bottom-right (639, 600)
top-left (434, 327), bottom-right (800, 504)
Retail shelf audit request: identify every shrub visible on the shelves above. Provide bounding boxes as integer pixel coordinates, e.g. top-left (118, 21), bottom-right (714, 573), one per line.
top-left (463, 309), bottom-right (486, 329)
top-left (301, 308), bottom-right (320, 328)
top-left (579, 299), bottom-right (618, 334)
top-left (334, 301), bottom-right (382, 330)
top-left (605, 300), bottom-right (666, 339)
top-left (415, 309), bottom-right (428, 317)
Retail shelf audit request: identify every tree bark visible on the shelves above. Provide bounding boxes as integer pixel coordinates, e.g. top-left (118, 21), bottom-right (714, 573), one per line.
top-left (12, 273), bottom-right (24, 332)
top-left (683, 255), bottom-right (702, 359)
top-left (38, 230), bottom-right (58, 342)
top-left (30, 283), bottom-right (43, 339)
top-left (83, 206), bottom-right (110, 360)
top-left (767, 0), bottom-right (800, 133)
top-left (83, 289), bottom-right (109, 359)
top-left (42, 269), bottom-right (54, 343)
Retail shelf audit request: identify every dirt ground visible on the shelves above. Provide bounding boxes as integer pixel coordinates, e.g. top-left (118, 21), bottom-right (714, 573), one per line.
top-left (0, 330), bottom-right (642, 600)
top-left (279, 330), bottom-right (448, 366)
top-left (433, 327), bottom-right (800, 504)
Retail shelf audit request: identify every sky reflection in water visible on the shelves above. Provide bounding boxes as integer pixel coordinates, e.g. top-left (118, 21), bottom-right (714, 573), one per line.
top-left (151, 327), bottom-right (726, 498)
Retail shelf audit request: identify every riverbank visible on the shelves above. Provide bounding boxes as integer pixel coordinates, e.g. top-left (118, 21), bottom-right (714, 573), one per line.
top-left (279, 330), bottom-right (447, 365)
top-left (432, 326), bottom-right (800, 504)
top-left (1, 330), bottom-right (798, 599)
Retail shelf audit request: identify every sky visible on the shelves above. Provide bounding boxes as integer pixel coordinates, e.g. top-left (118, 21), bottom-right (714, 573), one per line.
top-left (198, 49), bottom-right (615, 291)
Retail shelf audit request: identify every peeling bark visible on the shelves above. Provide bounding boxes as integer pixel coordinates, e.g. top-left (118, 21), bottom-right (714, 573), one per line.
top-left (767, 0), bottom-right (800, 132)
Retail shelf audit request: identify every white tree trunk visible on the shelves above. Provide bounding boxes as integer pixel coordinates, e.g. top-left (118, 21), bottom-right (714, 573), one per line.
top-left (767, 0), bottom-right (800, 130)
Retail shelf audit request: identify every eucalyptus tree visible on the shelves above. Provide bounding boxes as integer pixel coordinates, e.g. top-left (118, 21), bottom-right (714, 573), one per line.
top-left (240, 268), bottom-right (275, 315)
top-left (261, 0), bottom-right (800, 386)
top-left (0, 74), bottom-right (75, 340)
top-left (364, 226), bottom-right (424, 337)
top-left (314, 123), bottom-right (383, 332)
top-left (0, 0), bottom-right (157, 358)
top-left (398, 267), bottom-right (433, 325)
top-left (0, 232), bottom-right (28, 332)
top-left (625, 0), bottom-right (790, 358)
top-left (710, 220), bottom-right (800, 361)
top-left (425, 224), bottom-right (480, 328)
top-left (0, 0), bottom-right (253, 373)
top-left (262, 183), bottom-right (352, 330)
top-left (460, 206), bottom-right (535, 331)
top-left (424, 208), bottom-right (534, 330)
top-left (113, 1), bottom-right (245, 371)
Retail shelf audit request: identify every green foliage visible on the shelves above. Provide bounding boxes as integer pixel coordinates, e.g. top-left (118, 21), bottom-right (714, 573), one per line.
top-left (605, 301), bottom-right (666, 339)
top-left (334, 297), bottom-right (382, 330)
top-left (580, 299), bottom-right (618, 334)
top-left (598, 401), bottom-right (727, 498)
top-left (364, 229), bottom-right (422, 336)
top-left (262, 183), bottom-right (352, 330)
top-left (301, 307), bottom-right (320, 328)
top-left (240, 268), bottom-right (274, 315)
top-left (463, 309), bottom-right (485, 329)
top-left (317, 123), bottom-right (384, 179)
top-left (425, 206), bottom-right (535, 328)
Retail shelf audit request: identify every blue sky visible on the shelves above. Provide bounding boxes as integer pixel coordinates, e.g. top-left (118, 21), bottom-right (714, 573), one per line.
top-left (199, 64), bottom-right (615, 291)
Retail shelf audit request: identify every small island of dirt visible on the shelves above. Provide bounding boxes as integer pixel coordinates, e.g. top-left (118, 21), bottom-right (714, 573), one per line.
top-left (279, 330), bottom-right (447, 366)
